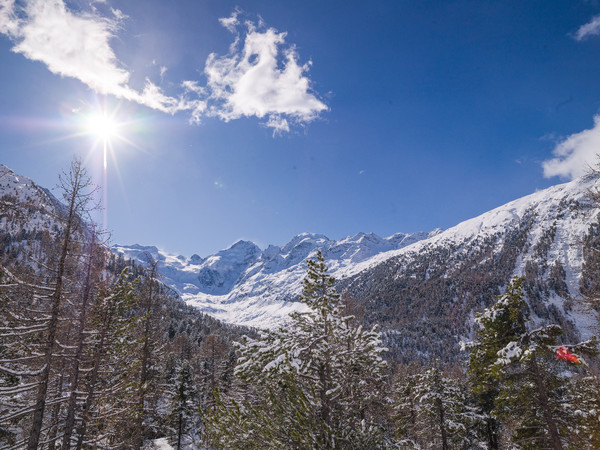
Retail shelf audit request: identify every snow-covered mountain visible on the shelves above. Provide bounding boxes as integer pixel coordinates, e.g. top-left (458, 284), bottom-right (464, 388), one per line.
top-left (113, 229), bottom-right (442, 327)
top-left (341, 174), bottom-right (600, 362)
top-left (115, 174), bottom-right (600, 359)
top-left (0, 164), bottom-right (65, 236)
top-left (3, 162), bottom-right (599, 362)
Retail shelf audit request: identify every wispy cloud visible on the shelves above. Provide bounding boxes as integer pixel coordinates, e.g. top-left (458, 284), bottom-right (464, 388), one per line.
top-left (573, 15), bottom-right (600, 41)
top-left (542, 116), bottom-right (600, 179)
top-left (0, 0), bottom-right (19, 35)
top-left (0, 0), bottom-right (196, 116)
top-left (0, 2), bottom-right (327, 133)
top-left (205, 13), bottom-right (328, 134)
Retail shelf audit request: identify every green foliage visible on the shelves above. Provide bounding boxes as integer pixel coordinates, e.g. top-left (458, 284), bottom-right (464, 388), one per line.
top-left (206, 249), bottom-right (389, 449)
top-left (466, 277), bottom-right (600, 449)
top-left (394, 366), bottom-right (483, 449)
top-left (165, 360), bottom-right (198, 448)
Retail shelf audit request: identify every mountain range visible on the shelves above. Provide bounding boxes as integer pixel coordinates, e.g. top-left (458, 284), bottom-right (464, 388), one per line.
top-left (112, 229), bottom-right (443, 327)
top-left (2, 163), bottom-right (599, 363)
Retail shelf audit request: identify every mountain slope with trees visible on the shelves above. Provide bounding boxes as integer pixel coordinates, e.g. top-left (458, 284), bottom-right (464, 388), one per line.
top-left (0, 162), bottom-right (250, 447)
top-left (1, 162), bottom-right (599, 448)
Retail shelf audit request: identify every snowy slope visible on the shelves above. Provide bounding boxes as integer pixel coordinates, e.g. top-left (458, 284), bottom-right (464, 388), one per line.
top-left (0, 164), bottom-right (65, 236)
top-left (3, 162), bottom-right (598, 345)
top-left (116, 174), bottom-right (600, 337)
top-left (341, 174), bottom-right (600, 362)
top-left (344, 174), bottom-right (598, 284)
top-left (113, 230), bottom-right (442, 327)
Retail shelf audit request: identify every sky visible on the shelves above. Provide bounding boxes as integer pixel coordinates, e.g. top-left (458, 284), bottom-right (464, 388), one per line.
top-left (2, 1), bottom-right (600, 257)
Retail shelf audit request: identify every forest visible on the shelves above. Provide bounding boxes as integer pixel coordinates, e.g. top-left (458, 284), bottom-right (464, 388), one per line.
top-left (1, 160), bottom-right (599, 449)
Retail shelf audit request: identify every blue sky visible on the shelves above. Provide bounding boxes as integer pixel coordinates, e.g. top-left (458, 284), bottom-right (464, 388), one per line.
top-left (2, 0), bottom-right (600, 256)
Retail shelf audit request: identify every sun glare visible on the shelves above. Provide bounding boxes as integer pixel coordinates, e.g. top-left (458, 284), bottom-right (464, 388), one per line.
top-left (87, 113), bottom-right (117, 140)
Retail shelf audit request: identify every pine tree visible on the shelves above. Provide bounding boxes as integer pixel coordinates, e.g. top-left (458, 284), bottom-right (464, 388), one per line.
top-left (165, 358), bottom-right (198, 449)
top-left (466, 277), bottom-right (599, 450)
top-left (206, 249), bottom-right (389, 449)
top-left (394, 366), bottom-right (482, 449)
top-left (465, 278), bottom-right (527, 449)
top-left (564, 375), bottom-right (600, 448)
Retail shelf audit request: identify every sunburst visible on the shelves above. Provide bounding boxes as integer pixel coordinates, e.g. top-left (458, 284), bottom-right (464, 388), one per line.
top-left (86, 110), bottom-right (122, 169)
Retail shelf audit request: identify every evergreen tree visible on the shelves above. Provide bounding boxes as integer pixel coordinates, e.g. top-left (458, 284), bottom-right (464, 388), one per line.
top-left (465, 278), bottom-right (527, 449)
top-left (165, 359), bottom-right (198, 449)
top-left (564, 375), bottom-right (600, 448)
top-left (206, 249), bottom-right (389, 449)
top-left (466, 277), bottom-right (598, 450)
top-left (394, 366), bottom-right (482, 449)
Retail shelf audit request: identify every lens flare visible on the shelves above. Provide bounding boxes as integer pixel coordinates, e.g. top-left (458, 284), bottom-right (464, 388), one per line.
top-left (87, 113), bottom-right (117, 140)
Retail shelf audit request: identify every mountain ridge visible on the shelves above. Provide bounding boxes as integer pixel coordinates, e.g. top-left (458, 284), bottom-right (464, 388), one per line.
top-left (114, 174), bottom-right (600, 348)
top-left (2, 162), bottom-right (599, 363)
top-left (112, 228), bottom-right (443, 327)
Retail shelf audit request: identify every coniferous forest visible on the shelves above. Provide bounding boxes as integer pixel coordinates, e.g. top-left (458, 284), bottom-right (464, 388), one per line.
top-left (1, 161), bottom-right (600, 449)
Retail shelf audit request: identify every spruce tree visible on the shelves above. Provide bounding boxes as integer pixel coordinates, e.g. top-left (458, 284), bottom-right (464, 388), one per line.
top-left (206, 249), bottom-right (389, 449)
top-left (465, 278), bottom-right (527, 449)
top-left (166, 359), bottom-right (198, 449)
top-left (466, 277), bottom-right (598, 450)
top-left (394, 366), bottom-right (482, 449)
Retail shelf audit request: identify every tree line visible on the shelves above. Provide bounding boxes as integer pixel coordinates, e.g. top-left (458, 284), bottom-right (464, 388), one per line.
top-left (1, 160), bottom-right (599, 448)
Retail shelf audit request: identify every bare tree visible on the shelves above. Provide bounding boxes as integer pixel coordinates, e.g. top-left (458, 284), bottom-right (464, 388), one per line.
top-left (27, 158), bottom-right (96, 449)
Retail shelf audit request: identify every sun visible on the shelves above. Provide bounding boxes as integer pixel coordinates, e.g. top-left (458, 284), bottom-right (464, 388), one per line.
top-left (87, 112), bottom-right (118, 140)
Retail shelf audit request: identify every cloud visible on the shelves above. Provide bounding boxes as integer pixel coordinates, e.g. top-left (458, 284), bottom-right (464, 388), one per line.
top-left (0, 2), bottom-right (326, 132)
top-left (0, 0), bottom-right (195, 116)
top-left (542, 116), bottom-right (600, 179)
top-left (218, 9), bottom-right (239, 33)
top-left (205, 13), bottom-right (328, 132)
top-left (11, 0), bottom-right (130, 94)
top-left (573, 15), bottom-right (600, 41)
top-left (0, 0), bottom-right (20, 36)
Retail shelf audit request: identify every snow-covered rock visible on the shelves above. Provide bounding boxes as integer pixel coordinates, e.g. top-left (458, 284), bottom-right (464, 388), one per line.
top-left (113, 230), bottom-right (440, 328)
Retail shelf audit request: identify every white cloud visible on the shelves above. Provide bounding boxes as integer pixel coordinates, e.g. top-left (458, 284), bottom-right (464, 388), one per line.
top-left (1, 0), bottom-right (191, 116)
top-left (218, 10), bottom-right (239, 33)
top-left (110, 7), bottom-right (126, 22)
top-left (12, 0), bottom-right (130, 94)
top-left (205, 15), bottom-right (328, 131)
top-left (265, 115), bottom-right (290, 135)
top-left (574, 15), bottom-right (600, 41)
top-left (542, 116), bottom-right (600, 179)
top-left (0, 0), bottom-right (19, 36)
top-left (181, 80), bottom-right (207, 124)
top-left (0, 3), bottom-right (326, 133)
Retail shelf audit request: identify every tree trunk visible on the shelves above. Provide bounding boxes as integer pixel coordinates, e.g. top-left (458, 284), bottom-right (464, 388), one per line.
top-left (177, 410), bottom-right (183, 450)
top-left (62, 237), bottom-right (95, 449)
top-left (485, 418), bottom-right (499, 450)
top-left (47, 347), bottom-right (69, 450)
top-left (28, 174), bottom-right (79, 449)
top-left (437, 397), bottom-right (448, 450)
top-left (134, 265), bottom-right (157, 449)
top-left (531, 357), bottom-right (564, 450)
top-left (76, 275), bottom-right (117, 450)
